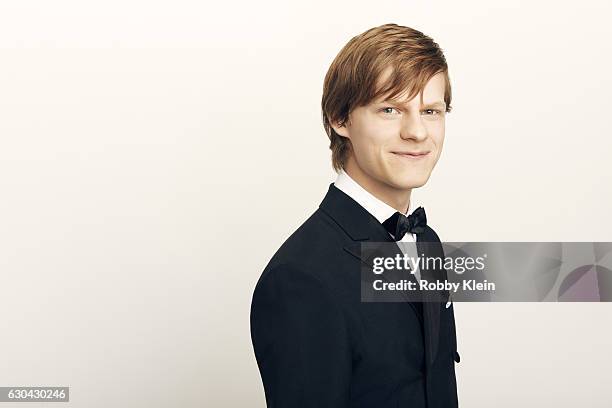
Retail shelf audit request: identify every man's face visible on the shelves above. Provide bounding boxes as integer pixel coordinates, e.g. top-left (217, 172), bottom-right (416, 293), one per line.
top-left (333, 69), bottom-right (447, 192)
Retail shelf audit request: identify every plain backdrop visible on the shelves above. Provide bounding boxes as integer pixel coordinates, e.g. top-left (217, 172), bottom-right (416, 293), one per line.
top-left (1, 1), bottom-right (611, 407)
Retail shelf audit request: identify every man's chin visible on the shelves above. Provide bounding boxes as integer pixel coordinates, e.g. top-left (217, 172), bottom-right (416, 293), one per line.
top-left (387, 177), bottom-right (428, 190)
top-left (384, 167), bottom-right (432, 187)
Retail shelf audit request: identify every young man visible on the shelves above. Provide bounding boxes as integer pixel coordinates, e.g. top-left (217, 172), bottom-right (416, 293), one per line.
top-left (250, 23), bottom-right (459, 407)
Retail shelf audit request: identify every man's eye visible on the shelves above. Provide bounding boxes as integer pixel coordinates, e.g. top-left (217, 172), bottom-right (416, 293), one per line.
top-left (423, 109), bottom-right (441, 115)
top-left (381, 107), bottom-right (400, 115)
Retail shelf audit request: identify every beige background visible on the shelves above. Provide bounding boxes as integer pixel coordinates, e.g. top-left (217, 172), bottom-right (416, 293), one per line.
top-left (1, 1), bottom-right (611, 407)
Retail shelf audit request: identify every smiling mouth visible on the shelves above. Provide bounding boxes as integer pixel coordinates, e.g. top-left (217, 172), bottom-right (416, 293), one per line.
top-left (391, 151), bottom-right (430, 159)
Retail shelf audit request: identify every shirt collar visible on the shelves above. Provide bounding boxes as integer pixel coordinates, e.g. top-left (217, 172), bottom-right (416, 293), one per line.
top-left (333, 169), bottom-right (414, 225)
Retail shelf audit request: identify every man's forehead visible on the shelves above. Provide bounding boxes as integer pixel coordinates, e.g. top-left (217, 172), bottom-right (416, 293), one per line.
top-left (372, 90), bottom-right (445, 107)
top-left (372, 69), bottom-right (446, 105)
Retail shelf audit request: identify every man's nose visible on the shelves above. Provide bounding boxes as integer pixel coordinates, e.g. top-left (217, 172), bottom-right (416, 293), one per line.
top-left (399, 113), bottom-right (428, 141)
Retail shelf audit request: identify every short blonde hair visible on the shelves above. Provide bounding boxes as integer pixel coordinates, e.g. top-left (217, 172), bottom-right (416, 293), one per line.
top-left (321, 23), bottom-right (453, 171)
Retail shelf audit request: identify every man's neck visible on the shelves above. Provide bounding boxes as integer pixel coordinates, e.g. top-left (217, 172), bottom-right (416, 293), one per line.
top-left (343, 160), bottom-right (411, 214)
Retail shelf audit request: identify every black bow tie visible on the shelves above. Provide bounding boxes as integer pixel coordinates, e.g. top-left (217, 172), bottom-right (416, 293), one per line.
top-left (382, 206), bottom-right (427, 241)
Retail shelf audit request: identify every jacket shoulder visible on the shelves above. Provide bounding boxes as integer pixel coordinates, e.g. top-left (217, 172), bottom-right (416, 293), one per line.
top-left (268, 208), bottom-right (345, 262)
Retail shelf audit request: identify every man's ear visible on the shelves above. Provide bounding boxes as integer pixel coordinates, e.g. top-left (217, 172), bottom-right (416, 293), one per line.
top-left (331, 119), bottom-right (350, 138)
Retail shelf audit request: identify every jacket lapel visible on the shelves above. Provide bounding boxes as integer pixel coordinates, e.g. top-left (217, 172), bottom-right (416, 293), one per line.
top-left (319, 183), bottom-right (442, 368)
top-left (417, 229), bottom-right (443, 368)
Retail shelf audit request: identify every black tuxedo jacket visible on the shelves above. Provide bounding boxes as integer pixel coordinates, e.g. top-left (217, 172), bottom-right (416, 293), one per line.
top-left (250, 183), bottom-right (460, 408)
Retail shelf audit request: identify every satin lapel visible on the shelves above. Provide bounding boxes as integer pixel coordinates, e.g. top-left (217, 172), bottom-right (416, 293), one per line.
top-left (343, 239), bottom-right (421, 304)
top-left (417, 228), bottom-right (443, 368)
top-left (318, 183), bottom-right (422, 317)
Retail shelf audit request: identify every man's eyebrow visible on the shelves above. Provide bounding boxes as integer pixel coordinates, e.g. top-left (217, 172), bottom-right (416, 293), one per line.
top-left (422, 101), bottom-right (447, 109)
